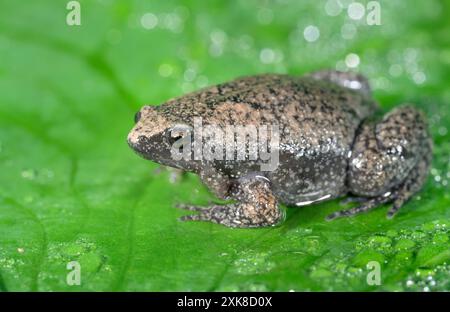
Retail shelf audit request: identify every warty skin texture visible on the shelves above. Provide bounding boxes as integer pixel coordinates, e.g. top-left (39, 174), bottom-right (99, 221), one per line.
top-left (128, 70), bottom-right (432, 228)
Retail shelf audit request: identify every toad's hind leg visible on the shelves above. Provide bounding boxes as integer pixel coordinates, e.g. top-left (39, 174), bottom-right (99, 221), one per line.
top-left (386, 149), bottom-right (431, 218)
top-left (327, 105), bottom-right (432, 220)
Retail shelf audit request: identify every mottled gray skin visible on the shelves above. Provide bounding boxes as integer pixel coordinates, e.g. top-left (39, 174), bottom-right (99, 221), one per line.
top-left (127, 70), bottom-right (432, 228)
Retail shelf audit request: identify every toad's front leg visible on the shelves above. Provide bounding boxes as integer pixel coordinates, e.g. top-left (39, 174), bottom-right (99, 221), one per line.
top-left (178, 175), bottom-right (284, 228)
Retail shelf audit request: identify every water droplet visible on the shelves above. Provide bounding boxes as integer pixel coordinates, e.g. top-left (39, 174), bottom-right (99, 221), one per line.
top-left (140, 13), bottom-right (158, 30)
top-left (413, 71), bottom-right (426, 84)
top-left (395, 239), bottom-right (415, 250)
top-left (234, 34), bottom-right (254, 55)
top-left (404, 48), bottom-right (418, 62)
top-left (159, 64), bottom-right (174, 77)
top-left (345, 53), bottom-right (360, 68)
top-left (371, 77), bottom-right (390, 90)
top-left (210, 29), bottom-right (227, 45)
top-left (438, 126), bottom-right (448, 136)
top-left (389, 64), bottom-right (403, 77)
top-left (209, 44), bottom-right (223, 57)
top-left (21, 169), bottom-right (37, 180)
top-left (196, 75), bottom-right (209, 88)
top-left (303, 25), bottom-right (320, 42)
top-left (257, 8), bottom-right (273, 24)
top-left (347, 2), bottom-right (365, 20)
top-left (161, 12), bottom-right (183, 33)
top-left (432, 233), bottom-right (448, 243)
top-left (325, 0), bottom-right (343, 16)
top-left (209, 29), bottom-right (227, 57)
top-left (181, 82), bottom-right (194, 93)
top-left (260, 48), bottom-right (275, 64)
top-left (233, 251), bottom-right (275, 275)
top-left (183, 68), bottom-right (197, 82)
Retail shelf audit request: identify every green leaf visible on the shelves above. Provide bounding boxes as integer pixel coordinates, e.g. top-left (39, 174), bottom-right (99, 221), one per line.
top-left (0, 0), bottom-right (449, 291)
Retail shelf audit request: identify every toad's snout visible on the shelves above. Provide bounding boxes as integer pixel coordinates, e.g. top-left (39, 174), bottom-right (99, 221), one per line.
top-left (127, 130), bottom-right (152, 158)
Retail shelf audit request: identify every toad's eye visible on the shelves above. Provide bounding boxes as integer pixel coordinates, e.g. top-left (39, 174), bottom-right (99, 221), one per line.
top-left (134, 111), bottom-right (141, 123)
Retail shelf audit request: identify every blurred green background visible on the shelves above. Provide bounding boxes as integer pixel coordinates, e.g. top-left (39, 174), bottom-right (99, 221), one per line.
top-left (0, 0), bottom-right (449, 291)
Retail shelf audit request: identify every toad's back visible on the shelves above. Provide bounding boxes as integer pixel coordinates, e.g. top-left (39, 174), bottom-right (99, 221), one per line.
top-left (161, 74), bottom-right (378, 149)
top-left (160, 74), bottom-right (379, 205)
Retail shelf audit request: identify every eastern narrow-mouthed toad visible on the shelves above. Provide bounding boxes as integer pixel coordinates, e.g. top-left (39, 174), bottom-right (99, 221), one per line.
top-left (127, 70), bottom-right (432, 228)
